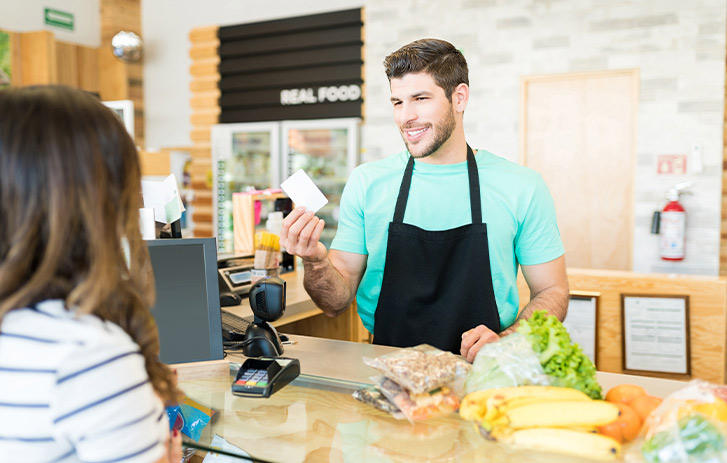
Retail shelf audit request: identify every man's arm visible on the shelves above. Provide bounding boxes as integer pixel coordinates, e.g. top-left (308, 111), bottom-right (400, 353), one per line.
top-left (499, 254), bottom-right (569, 336)
top-left (302, 249), bottom-right (367, 317)
top-left (461, 255), bottom-right (568, 362)
top-left (280, 207), bottom-right (367, 317)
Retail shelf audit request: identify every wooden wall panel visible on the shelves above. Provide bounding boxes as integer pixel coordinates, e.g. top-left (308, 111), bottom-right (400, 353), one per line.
top-left (55, 41), bottom-right (79, 88)
top-left (517, 269), bottom-right (727, 384)
top-left (19, 31), bottom-right (57, 85)
top-left (188, 26), bottom-right (220, 237)
top-left (15, 34), bottom-right (99, 96)
top-left (76, 45), bottom-right (100, 94)
top-left (522, 70), bottom-right (638, 271)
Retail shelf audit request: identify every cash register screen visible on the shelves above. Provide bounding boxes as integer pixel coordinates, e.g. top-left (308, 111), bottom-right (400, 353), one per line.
top-left (146, 238), bottom-right (223, 364)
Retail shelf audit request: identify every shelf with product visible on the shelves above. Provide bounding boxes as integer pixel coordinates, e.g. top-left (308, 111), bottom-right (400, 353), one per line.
top-left (230, 191), bottom-right (288, 255)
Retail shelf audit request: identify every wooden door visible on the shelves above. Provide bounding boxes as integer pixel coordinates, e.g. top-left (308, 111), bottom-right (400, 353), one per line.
top-left (521, 70), bottom-right (638, 270)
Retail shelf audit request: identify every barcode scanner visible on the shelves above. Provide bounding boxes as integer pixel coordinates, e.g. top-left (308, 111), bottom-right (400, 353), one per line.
top-left (242, 277), bottom-right (286, 357)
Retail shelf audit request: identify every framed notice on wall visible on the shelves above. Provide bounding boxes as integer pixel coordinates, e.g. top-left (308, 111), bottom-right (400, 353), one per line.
top-left (102, 100), bottom-right (134, 139)
top-left (563, 291), bottom-right (599, 367)
top-left (621, 294), bottom-right (690, 378)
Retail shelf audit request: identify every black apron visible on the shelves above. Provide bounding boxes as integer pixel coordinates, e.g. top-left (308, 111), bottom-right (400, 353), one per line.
top-left (373, 145), bottom-right (501, 354)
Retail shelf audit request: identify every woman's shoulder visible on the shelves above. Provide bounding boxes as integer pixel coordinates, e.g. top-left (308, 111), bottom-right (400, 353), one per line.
top-left (2, 300), bottom-right (138, 352)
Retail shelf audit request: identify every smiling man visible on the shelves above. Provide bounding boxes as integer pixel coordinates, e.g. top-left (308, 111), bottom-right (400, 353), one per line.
top-left (281, 38), bottom-right (569, 361)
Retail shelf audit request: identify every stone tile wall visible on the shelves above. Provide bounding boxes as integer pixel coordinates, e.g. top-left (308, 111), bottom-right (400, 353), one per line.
top-left (362, 0), bottom-right (726, 275)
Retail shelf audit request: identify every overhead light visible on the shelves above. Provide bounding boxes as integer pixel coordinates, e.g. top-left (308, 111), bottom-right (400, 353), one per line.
top-left (111, 31), bottom-right (143, 63)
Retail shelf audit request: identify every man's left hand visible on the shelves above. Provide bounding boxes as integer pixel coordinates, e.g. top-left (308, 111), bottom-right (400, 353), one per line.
top-left (460, 325), bottom-right (499, 363)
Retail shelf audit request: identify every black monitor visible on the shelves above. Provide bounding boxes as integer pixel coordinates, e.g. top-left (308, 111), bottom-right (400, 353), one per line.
top-left (146, 238), bottom-right (223, 364)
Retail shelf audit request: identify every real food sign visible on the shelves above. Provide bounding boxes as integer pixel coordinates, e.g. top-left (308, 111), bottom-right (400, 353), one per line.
top-left (218, 9), bottom-right (363, 123)
top-left (280, 85), bottom-right (361, 106)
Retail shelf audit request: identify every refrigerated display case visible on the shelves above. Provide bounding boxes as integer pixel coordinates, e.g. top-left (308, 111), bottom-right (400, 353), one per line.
top-left (211, 122), bottom-right (280, 255)
top-left (212, 118), bottom-right (360, 254)
top-left (281, 118), bottom-right (360, 248)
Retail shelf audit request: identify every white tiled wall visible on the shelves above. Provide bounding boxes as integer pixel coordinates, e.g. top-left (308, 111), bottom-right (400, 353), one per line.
top-left (362, 0), bottom-right (726, 275)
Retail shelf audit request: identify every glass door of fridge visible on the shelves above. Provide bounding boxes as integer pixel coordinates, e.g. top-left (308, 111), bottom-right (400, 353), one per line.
top-left (212, 122), bottom-right (280, 255)
top-left (281, 118), bottom-right (360, 249)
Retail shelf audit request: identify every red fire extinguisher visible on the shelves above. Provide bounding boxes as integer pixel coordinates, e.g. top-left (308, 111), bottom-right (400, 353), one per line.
top-left (655, 182), bottom-right (691, 261)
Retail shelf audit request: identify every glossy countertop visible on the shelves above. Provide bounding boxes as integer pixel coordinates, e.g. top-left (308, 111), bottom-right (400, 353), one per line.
top-left (177, 335), bottom-right (690, 463)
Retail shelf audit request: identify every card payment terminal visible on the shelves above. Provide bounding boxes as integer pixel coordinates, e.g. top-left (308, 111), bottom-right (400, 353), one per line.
top-left (231, 357), bottom-right (300, 398)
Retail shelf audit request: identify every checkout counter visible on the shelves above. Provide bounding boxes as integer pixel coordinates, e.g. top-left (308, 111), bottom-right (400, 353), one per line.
top-left (154, 250), bottom-right (726, 461)
top-left (167, 266), bottom-right (726, 462)
top-left (176, 335), bottom-right (689, 463)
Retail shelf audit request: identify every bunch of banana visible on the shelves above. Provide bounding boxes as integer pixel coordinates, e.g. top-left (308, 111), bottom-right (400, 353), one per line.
top-left (460, 386), bottom-right (622, 461)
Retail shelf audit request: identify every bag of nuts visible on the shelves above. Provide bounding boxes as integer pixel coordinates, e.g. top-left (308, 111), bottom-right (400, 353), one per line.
top-left (363, 344), bottom-right (471, 396)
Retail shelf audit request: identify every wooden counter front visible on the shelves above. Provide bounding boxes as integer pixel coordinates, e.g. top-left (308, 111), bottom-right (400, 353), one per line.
top-left (222, 270), bottom-right (369, 343)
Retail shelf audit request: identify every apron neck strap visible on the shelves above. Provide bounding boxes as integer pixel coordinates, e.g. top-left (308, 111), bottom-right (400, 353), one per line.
top-left (393, 145), bottom-right (482, 224)
top-left (467, 145), bottom-right (482, 223)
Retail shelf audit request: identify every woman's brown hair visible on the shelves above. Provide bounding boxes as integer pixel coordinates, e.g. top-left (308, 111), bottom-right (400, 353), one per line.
top-left (0, 85), bottom-right (178, 403)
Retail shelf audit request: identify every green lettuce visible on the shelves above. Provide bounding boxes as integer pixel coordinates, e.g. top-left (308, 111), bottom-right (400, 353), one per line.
top-left (517, 310), bottom-right (603, 399)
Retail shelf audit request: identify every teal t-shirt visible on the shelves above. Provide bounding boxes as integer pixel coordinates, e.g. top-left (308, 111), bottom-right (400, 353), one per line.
top-left (330, 149), bottom-right (564, 334)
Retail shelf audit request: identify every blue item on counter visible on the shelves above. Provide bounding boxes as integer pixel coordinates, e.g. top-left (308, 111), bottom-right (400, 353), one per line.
top-left (178, 397), bottom-right (215, 442)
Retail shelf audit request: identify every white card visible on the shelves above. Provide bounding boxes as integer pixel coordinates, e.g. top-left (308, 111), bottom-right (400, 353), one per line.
top-left (280, 169), bottom-right (328, 213)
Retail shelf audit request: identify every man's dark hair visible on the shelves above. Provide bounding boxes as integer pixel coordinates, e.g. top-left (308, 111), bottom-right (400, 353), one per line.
top-left (383, 38), bottom-right (469, 101)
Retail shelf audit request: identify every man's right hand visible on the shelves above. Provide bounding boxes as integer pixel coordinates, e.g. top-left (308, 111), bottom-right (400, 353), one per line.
top-left (280, 207), bottom-right (327, 263)
top-left (460, 325), bottom-right (500, 363)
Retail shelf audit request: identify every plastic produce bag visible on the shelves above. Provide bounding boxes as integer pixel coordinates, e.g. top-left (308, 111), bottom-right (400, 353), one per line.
top-left (363, 344), bottom-right (471, 395)
top-left (352, 384), bottom-right (406, 420)
top-left (626, 379), bottom-right (727, 463)
top-left (464, 332), bottom-right (550, 395)
top-left (374, 376), bottom-right (460, 422)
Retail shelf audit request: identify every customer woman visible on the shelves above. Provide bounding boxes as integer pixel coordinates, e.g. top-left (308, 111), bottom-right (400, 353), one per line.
top-left (0, 85), bottom-right (181, 463)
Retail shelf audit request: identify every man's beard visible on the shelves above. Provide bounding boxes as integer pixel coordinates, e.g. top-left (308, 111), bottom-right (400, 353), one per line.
top-left (402, 104), bottom-right (457, 159)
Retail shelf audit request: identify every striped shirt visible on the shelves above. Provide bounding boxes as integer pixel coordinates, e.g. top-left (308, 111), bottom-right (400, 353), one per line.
top-left (0, 300), bottom-right (169, 463)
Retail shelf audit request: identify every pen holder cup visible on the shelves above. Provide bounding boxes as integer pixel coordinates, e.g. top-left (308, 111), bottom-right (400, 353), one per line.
top-left (254, 249), bottom-right (280, 268)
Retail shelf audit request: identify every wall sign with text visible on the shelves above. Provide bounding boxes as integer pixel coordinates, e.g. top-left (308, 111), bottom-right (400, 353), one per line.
top-left (280, 85), bottom-right (362, 105)
top-left (218, 9), bottom-right (363, 123)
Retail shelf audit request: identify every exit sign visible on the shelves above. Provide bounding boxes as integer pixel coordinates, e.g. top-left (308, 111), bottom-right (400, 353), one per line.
top-left (657, 154), bottom-right (687, 175)
top-left (44, 8), bottom-right (74, 31)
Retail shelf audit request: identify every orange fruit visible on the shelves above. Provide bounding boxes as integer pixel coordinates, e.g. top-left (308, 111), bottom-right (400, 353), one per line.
top-left (597, 402), bottom-right (642, 443)
top-left (605, 384), bottom-right (647, 405)
top-left (630, 395), bottom-right (663, 422)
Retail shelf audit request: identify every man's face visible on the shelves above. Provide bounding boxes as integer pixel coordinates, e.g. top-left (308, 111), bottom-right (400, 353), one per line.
top-left (390, 73), bottom-right (456, 159)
